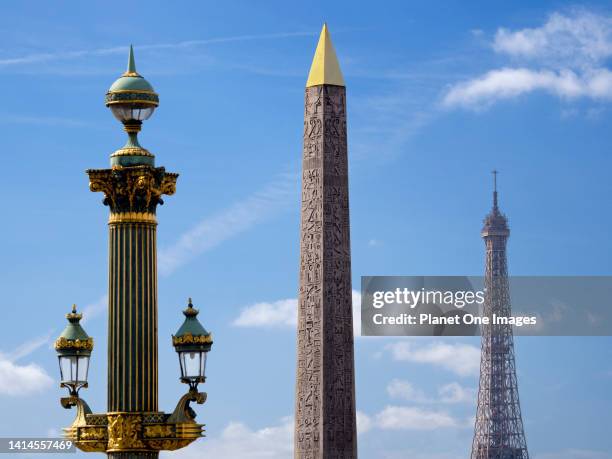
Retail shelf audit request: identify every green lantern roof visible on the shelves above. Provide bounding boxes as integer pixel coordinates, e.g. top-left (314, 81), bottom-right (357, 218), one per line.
top-left (54, 305), bottom-right (93, 356)
top-left (172, 299), bottom-right (213, 352)
top-left (105, 45), bottom-right (159, 106)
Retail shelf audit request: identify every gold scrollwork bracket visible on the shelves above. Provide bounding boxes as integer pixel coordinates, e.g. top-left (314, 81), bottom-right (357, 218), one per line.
top-left (167, 390), bottom-right (207, 424)
top-left (61, 395), bottom-right (92, 427)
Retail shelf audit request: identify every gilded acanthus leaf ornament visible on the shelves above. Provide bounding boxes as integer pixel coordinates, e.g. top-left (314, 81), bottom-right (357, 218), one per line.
top-left (171, 333), bottom-right (213, 346)
top-left (107, 414), bottom-right (145, 451)
top-left (87, 166), bottom-right (178, 216)
top-left (54, 336), bottom-right (94, 351)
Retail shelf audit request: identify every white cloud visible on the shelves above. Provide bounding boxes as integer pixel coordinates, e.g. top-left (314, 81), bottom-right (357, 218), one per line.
top-left (232, 290), bottom-right (363, 336)
top-left (443, 67), bottom-right (612, 108)
top-left (164, 417), bottom-right (293, 459)
top-left (0, 333), bottom-right (55, 396)
top-left (386, 379), bottom-right (475, 404)
top-left (158, 173), bottom-right (297, 276)
top-left (385, 341), bottom-right (480, 377)
top-left (375, 406), bottom-right (458, 430)
top-left (386, 379), bottom-right (429, 402)
top-left (444, 10), bottom-right (612, 109)
top-left (438, 382), bottom-right (475, 404)
top-left (493, 11), bottom-right (612, 66)
top-left (0, 359), bottom-right (53, 396)
top-left (164, 405), bottom-right (466, 458)
top-left (356, 411), bottom-right (373, 434)
top-left (233, 298), bottom-right (297, 328)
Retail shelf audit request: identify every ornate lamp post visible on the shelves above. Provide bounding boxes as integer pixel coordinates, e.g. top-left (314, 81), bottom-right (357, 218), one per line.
top-left (55, 46), bottom-right (213, 458)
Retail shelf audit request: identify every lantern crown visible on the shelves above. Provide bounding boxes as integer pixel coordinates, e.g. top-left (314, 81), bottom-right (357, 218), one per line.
top-left (54, 304), bottom-right (93, 356)
top-left (172, 298), bottom-right (213, 352)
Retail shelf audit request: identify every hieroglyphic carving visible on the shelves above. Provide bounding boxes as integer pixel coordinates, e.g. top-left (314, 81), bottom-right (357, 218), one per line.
top-left (295, 85), bottom-right (357, 458)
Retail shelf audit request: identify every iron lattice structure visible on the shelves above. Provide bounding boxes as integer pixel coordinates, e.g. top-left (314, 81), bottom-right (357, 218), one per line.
top-left (471, 174), bottom-right (529, 459)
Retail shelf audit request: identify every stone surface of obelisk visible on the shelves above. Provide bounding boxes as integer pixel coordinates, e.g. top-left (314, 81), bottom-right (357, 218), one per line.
top-left (294, 24), bottom-right (358, 459)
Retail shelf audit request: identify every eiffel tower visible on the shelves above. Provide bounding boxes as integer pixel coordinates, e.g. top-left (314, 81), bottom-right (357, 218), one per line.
top-left (471, 171), bottom-right (529, 459)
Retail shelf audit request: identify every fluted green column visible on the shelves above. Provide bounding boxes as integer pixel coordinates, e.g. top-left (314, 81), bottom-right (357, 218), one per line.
top-left (88, 167), bottom-right (177, 459)
top-left (108, 221), bottom-right (157, 412)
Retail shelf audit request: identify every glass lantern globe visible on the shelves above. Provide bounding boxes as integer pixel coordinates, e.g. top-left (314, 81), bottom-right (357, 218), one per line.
top-left (178, 349), bottom-right (208, 382)
top-left (59, 353), bottom-right (90, 387)
top-left (109, 104), bottom-right (156, 123)
top-left (54, 305), bottom-right (93, 395)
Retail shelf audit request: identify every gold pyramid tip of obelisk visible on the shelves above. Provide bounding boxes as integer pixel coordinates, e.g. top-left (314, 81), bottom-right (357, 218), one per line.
top-left (306, 23), bottom-right (345, 87)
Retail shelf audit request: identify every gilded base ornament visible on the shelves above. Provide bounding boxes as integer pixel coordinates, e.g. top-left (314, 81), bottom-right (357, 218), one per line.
top-left (61, 392), bottom-right (205, 454)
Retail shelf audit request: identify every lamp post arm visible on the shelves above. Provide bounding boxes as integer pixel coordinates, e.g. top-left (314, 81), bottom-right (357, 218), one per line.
top-left (60, 395), bottom-right (93, 427)
top-left (167, 389), bottom-right (207, 423)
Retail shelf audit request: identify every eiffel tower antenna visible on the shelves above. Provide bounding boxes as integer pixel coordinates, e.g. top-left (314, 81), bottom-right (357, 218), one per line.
top-left (492, 169), bottom-right (498, 210)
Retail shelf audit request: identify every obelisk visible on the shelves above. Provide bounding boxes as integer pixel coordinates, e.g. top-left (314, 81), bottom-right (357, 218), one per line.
top-left (294, 24), bottom-right (358, 458)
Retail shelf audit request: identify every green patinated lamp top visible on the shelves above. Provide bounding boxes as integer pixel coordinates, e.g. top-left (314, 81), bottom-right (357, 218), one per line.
top-left (106, 45), bottom-right (158, 167)
top-left (172, 299), bottom-right (213, 352)
top-left (54, 305), bottom-right (93, 355)
top-left (107, 45), bottom-right (158, 97)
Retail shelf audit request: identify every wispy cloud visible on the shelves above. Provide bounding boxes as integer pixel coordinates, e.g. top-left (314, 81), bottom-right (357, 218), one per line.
top-left (443, 9), bottom-right (612, 109)
top-left (386, 379), bottom-right (475, 404)
top-left (76, 172), bottom-right (297, 326)
top-left (81, 295), bottom-right (109, 323)
top-left (8, 330), bottom-right (54, 361)
top-left (158, 172), bottom-right (297, 276)
top-left (0, 113), bottom-right (97, 128)
top-left (0, 32), bottom-right (317, 68)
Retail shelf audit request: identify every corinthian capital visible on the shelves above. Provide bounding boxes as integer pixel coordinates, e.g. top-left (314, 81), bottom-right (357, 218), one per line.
top-left (87, 165), bottom-right (178, 218)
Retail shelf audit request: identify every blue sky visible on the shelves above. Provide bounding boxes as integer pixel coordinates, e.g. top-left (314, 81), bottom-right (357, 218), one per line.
top-left (0, 1), bottom-right (611, 458)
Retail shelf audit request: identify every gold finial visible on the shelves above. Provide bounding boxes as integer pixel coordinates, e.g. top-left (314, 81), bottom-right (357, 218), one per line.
top-left (66, 303), bottom-right (82, 321)
top-left (306, 23), bottom-right (345, 88)
top-left (122, 45), bottom-right (141, 77)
